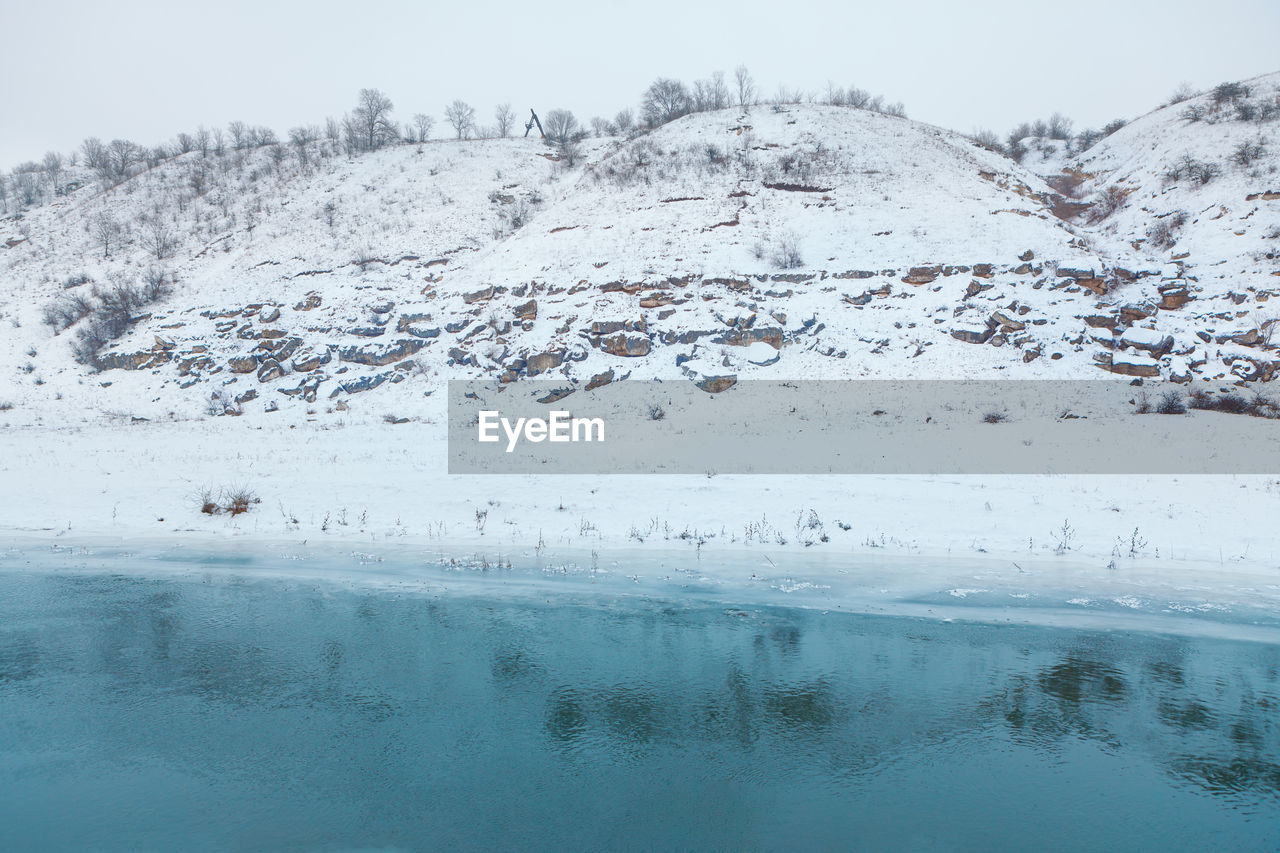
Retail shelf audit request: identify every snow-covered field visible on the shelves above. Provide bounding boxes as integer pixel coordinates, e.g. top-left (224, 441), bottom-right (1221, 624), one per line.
top-left (2, 73), bottom-right (1279, 629)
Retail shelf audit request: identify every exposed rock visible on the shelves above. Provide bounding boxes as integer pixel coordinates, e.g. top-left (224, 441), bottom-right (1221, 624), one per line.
top-left (1103, 352), bottom-right (1161, 377)
top-left (257, 358), bottom-right (285, 382)
top-left (696, 375), bottom-right (737, 393)
top-left (991, 310), bottom-right (1025, 331)
top-left (293, 293), bottom-right (322, 311)
top-left (229, 355), bottom-right (259, 374)
top-left (1120, 326), bottom-right (1174, 356)
top-left (526, 350), bottom-right (565, 376)
top-left (950, 320), bottom-right (997, 344)
top-left (370, 300), bottom-right (395, 314)
top-left (1229, 356), bottom-right (1278, 382)
top-left (639, 292), bottom-right (679, 309)
top-left (1082, 315), bottom-right (1117, 331)
top-left (463, 286), bottom-right (497, 304)
top-left (260, 306), bottom-right (281, 323)
top-left (590, 320), bottom-right (627, 335)
top-left (715, 327), bottom-right (784, 349)
top-left (902, 266), bottom-right (940, 285)
top-left (1218, 329), bottom-right (1261, 347)
top-left (965, 280), bottom-right (994, 299)
top-left (513, 299), bottom-right (537, 320)
top-left (404, 322), bottom-right (441, 339)
top-left (279, 375), bottom-right (325, 402)
top-left (329, 372), bottom-right (392, 397)
top-left (291, 349), bottom-right (332, 372)
top-left (1119, 302), bottom-right (1157, 323)
top-left (97, 351), bottom-right (170, 371)
top-left (585, 369), bottom-right (614, 391)
top-left (348, 326), bottom-right (386, 338)
top-left (599, 333), bottom-right (651, 357)
top-left (339, 339), bottom-right (426, 366)
top-left (1158, 281), bottom-right (1192, 310)
top-left (538, 387), bottom-right (575, 403)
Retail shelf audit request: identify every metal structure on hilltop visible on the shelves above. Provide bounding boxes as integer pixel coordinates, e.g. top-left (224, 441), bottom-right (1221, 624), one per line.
top-left (524, 109), bottom-right (544, 138)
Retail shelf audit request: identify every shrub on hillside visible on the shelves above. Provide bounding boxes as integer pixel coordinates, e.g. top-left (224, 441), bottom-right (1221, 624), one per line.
top-left (1164, 154), bottom-right (1221, 186)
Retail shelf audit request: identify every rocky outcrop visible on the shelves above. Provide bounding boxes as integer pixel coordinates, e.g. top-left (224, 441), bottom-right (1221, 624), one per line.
top-left (598, 333), bottom-right (651, 357)
top-left (339, 339), bottom-right (426, 366)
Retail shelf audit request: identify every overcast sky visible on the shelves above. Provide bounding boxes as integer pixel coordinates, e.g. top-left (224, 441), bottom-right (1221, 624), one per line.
top-left (3, 0), bottom-right (1277, 168)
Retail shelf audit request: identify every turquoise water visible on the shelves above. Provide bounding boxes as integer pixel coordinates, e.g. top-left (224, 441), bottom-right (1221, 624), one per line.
top-left (0, 568), bottom-right (1277, 851)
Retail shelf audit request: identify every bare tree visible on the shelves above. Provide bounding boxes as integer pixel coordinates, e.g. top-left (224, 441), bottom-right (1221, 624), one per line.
top-left (42, 152), bottom-right (64, 194)
top-left (693, 72), bottom-right (730, 111)
top-left (494, 103), bottom-right (515, 138)
top-left (139, 215), bottom-right (176, 260)
top-left (81, 137), bottom-right (106, 173)
top-left (103, 139), bottom-right (141, 184)
top-left (734, 65), bottom-right (756, 108)
top-left (352, 88), bottom-right (397, 151)
top-left (641, 78), bottom-right (691, 127)
top-left (543, 109), bottom-right (582, 145)
top-left (412, 113), bottom-right (435, 143)
top-left (195, 126), bottom-right (211, 157)
top-left (614, 109), bottom-right (635, 133)
top-left (228, 121), bottom-right (248, 150)
top-left (175, 132), bottom-right (195, 154)
top-left (91, 211), bottom-right (123, 258)
top-left (445, 100), bottom-right (476, 139)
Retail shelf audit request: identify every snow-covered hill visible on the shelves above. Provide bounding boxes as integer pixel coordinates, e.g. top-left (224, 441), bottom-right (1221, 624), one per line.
top-left (0, 85), bottom-right (1277, 423)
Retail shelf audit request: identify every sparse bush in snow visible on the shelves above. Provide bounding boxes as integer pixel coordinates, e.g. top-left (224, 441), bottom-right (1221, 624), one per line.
top-left (1146, 210), bottom-right (1187, 248)
top-left (1164, 154), bottom-right (1221, 186)
top-left (1087, 185), bottom-right (1131, 222)
top-left (1101, 118), bottom-right (1127, 137)
top-left (1211, 81), bottom-right (1251, 105)
top-left (1165, 82), bottom-right (1199, 106)
top-left (970, 128), bottom-right (1003, 153)
top-left (1156, 391), bottom-right (1187, 415)
top-left (1232, 139), bottom-right (1266, 167)
top-left (769, 231), bottom-right (803, 269)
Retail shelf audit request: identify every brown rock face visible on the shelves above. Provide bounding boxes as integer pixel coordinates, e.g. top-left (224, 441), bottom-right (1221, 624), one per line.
top-left (229, 356), bottom-right (258, 374)
top-left (339, 339), bottom-right (426, 366)
top-left (585, 369), bottom-right (615, 391)
top-left (291, 350), bottom-right (331, 372)
top-left (1158, 284), bottom-right (1192, 310)
top-left (294, 293), bottom-right (322, 311)
top-left (513, 299), bottom-right (537, 320)
top-left (902, 266), bottom-right (941, 285)
top-left (599, 334), bottom-right (651, 357)
top-left (526, 350), bottom-right (565, 376)
top-left (257, 358), bottom-right (285, 382)
top-left (716, 328), bottom-right (784, 349)
top-left (991, 310), bottom-right (1025, 332)
top-left (696, 375), bottom-right (737, 393)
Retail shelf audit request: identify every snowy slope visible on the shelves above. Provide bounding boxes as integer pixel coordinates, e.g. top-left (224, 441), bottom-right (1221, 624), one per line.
top-left (0, 90), bottom-right (1276, 425)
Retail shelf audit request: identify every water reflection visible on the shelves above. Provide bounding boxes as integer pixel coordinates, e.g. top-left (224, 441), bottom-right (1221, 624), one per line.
top-left (0, 570), bottom-right (1277, 850)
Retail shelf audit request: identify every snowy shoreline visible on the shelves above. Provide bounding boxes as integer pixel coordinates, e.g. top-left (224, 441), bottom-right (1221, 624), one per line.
top-left (3, 415), bottom-right (1279, 640)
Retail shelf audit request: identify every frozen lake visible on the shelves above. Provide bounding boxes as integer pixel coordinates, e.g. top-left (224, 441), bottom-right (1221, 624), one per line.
top-left (1, 559), bottom-right (1278, 850)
